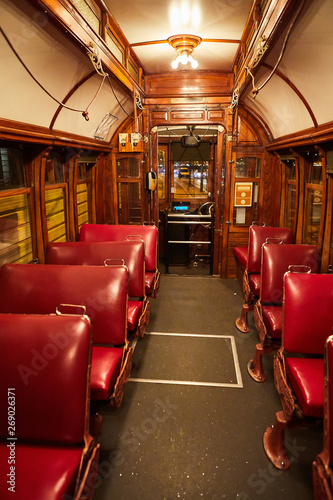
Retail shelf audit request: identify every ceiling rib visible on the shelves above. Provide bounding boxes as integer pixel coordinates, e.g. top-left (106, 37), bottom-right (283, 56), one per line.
top-left (262, 63), bottom-right (318, 128)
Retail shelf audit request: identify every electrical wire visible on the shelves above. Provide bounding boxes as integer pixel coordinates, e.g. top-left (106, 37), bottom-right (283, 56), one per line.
top-left (0, 24), bottom-right (143, 124)
top-left (165, 124), bottom-right (213, 140)
top-left (0, 25), bottom-right (106, 121)
top-left (105, 73), bottom-right (144, 122)
top-left (246, 0), bottom-right (306, 98)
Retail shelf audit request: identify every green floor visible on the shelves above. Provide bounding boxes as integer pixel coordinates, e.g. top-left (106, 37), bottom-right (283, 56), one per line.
top-left (94, 275), bottom-right (322, 499)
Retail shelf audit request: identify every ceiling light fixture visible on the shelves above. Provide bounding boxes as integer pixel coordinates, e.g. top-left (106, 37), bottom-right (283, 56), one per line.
top-left (168, 34), bottom-right (201, 70)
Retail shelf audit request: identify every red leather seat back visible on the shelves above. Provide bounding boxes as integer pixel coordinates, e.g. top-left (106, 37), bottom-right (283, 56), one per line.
top-left (247, 226), bottom-right (293, 274)
top-left (283, 273), bottom-right (333, 354)
top-left (326, 336), bottom-right (333, 459)
top-left (260, 244), bottom-right (320, 304)
top-left (0, 313), bottom-right (91, 445)
top-left (233, 246), bottom-right (248, 267)
top-left (46, 240), bottom-right (145, 298)
top-left (0, 264), bottom-right (128, 346)
top-left (80, 223), bottom-right (158, 272)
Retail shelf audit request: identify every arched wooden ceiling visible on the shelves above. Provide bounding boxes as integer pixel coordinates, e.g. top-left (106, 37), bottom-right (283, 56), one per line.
top-left (0, 0), bottom-right (332, 143)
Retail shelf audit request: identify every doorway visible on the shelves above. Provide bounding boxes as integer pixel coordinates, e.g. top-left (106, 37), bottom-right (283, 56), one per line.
top-left (156, 125), bottom-right (220, 275)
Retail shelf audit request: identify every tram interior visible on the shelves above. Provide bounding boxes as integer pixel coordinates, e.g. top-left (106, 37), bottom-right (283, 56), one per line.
top-left (1, 0), bottom-right (333, 499)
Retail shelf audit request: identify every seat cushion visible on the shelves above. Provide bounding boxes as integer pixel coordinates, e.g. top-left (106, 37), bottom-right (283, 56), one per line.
top-left (0, 443), bottom-right (82, 499)
top-left (128, 300), bottom-right (143, 331)
top-left (91, 346), bottom-right (123, 401)
top-left (248, 273), bottom-right (260, 295)
top-left (145, 272), bottom-right (155, 295)
top-left (233, 246), bottom-right (248, 267)
top-left (262, 306), bottom-right (283, 339)
top-left (286, 357), bottom-right (324, 418)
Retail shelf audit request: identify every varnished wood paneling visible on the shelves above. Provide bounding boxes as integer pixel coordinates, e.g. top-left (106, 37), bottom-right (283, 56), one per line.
top-left (226, 231), bottom-right (249, 279)
top-left (261, 152), bottom-right (280, 226)
top-left (145, 72), bottom-right (232, 97)
top-left (170, 110), bottom-right (205, 121)
top-left (208, 111), bottom-right (225, 120)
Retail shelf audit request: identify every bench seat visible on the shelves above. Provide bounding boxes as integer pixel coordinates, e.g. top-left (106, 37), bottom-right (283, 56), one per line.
top-left (263, 272), bottom-right (333, 470)
top-left (233, 246), bottom-right (248, 267)
top-left (249, 243), bottom-right (319, 382)
top-left (0, 312), bottom-right (99, 499)
top-left (313, 335), bottom-right (333, 499)
top-left (79, 223), bottom-right (160, 298)
top-left (286, 357), bottom-right (324, 418)
top-left (0, 444), bottom-right (82, 500)
top-left (91, 346), bottom-right (123, 401)
top-left (46, 240), bottom-right (150, 337)
top-left (235, 226), bottom-right (293, 333)
top-left (248, 273), bottom-right (261, 296)
top-left (262, 305), bottom-right (283, 339)
top-left (0, 263), bottom-right (131, 409)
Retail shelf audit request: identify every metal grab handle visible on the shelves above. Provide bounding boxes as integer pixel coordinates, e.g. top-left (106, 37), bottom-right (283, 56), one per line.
top-left (265, 237), bottom-right (283, 245)
top-left (251, 221), bottom-right (266, 226)
top-left (288, 265), bottom-right (311, 274)
top-left (126, 235), bottom-right (144, 241)
top-left (104, 258), bottom-right (125, 266)
top-left (56, 304), bottom-right (87, 316)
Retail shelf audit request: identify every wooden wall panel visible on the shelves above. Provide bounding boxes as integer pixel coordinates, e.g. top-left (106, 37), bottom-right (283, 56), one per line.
top-left (226, 231), bottom-right (249, 279)
top-left (145, 72), bottom-right (232, 97)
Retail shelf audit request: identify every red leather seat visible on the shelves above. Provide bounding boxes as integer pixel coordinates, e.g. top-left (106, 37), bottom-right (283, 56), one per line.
top-left (313, 335), bottom-right (333, 499)
top-left (91, 346), bottom-right (123, 400)
top-left (261, 305), bottom-right (283, 339)
top-left (235, 225), bottom-right (293, 333)
top-left (233, 246), bottom-right (248, 267)
top-left (80, 223), bottom-right (160, 297)
top-left (0, 263), bottom-right (132, 409)
top-left (249, 243), bottom-right (320, 382)
top-left (263, 272), bottom-right (333, 470)
top-left (248, 273), bottom-right (260, 295)
top-left (46, 240), bottom-right (150, 337)
top-left (0, 313), bottom-right (99, 499)
top-left (286, 358), bottom-right (324, 418)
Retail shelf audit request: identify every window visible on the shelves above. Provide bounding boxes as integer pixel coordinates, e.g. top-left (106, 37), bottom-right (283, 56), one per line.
top-left (173, 161), bottom-right (209, 198)
top-left (45, 152), bottom-right (63, 185)
top-left (0, 193), bottom-right (33, 265)
top-left (116, 155), bottom-right (144, 224)
top-left (77, 159), bottom-right (94, 232)
top-left (235, 157), bottom-right (260, 178)
top-left (128, 61), bottom-right (140, 84)
top-left (117, 157), bottom-right (140, 178)
top-left (0, 147), bottom-right (26, 190)
top-left (284, 159), bottom-right (297, 231)
top-left (0, 147), bottom-right (33, 264)
top-left (158, 148), bottom-right (167, 200)
top-left (117, 182), bottom-right (142, 224)
top-left (106, 31), bottom-right (124, 64)
top-left (71, 0), bottom-right (101, 34)
top-left (303, 152), bottom-right (323, 245)
top-left (45, 187), bottom-right (67, 243)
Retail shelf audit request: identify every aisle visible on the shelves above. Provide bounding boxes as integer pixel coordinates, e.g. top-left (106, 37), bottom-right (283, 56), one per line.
top-left (93, 275), bottom-right (322, 500)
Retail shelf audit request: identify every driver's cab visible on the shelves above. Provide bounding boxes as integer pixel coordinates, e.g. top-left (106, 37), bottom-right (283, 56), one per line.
top-left (157, 125), bottom-right (217, 275)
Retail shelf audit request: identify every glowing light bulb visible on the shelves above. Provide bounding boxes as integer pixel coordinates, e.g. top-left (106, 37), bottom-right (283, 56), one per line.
top-left (180, 50), bottom-right (188, 65)
top-left (189, 55), bottom-right (198, 69)
top-left (171, 55), bottom-right (181, 69)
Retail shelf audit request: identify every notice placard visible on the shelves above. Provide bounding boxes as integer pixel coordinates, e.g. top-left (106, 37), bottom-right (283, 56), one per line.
top-left (234, 182), bottom-right (253, 207)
